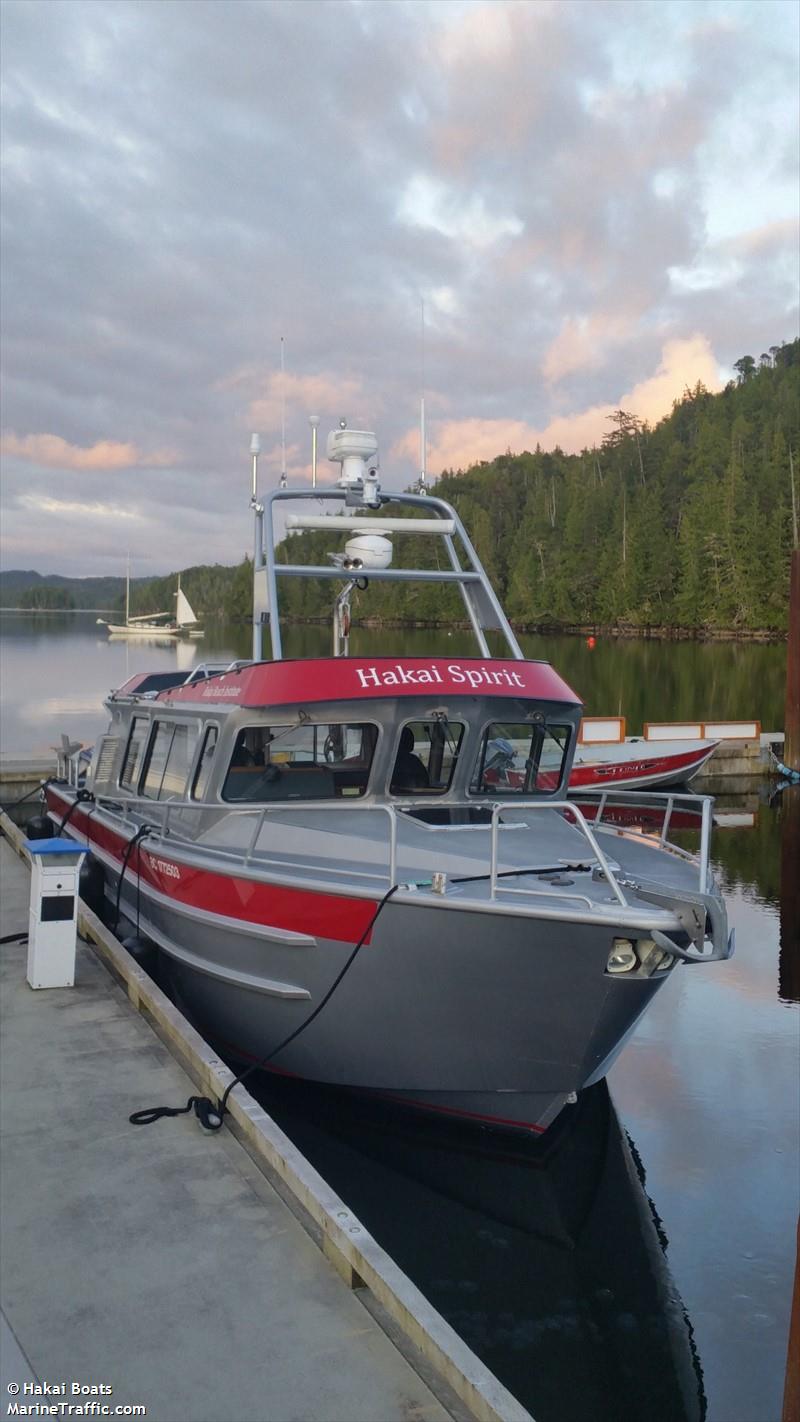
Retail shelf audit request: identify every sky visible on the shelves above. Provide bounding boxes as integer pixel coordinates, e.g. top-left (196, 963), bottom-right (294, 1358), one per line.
top-left (1, 0), bottom-right (798, 577)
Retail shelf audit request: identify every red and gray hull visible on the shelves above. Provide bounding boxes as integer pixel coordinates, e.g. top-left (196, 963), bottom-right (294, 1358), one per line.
top-left (46, 786), bottom-right (668, 1134)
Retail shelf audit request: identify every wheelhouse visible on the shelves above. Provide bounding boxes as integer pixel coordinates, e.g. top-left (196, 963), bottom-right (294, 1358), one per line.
top-left (88, 655), bottom-right (582, 809)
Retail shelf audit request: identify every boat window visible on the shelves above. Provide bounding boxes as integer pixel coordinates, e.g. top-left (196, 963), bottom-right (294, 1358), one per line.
top-left (390, 720), bottom-right (465, 796)
top-left (471, 722), bottom-right (571, 796)
top-left (159, 722), bottom-right (200, 799)
top-left (141, 721), bottom-right (177, 800)
top-left (192, 724), bottom-right (218, 800)
top-left (222, 722), bottom-right (378, 802)
top-left (120, 715), bottom-right (150, 792)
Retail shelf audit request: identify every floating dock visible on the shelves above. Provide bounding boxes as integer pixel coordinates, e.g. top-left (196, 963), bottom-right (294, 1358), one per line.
top-left (0, 816), bottom-right (531, 1422)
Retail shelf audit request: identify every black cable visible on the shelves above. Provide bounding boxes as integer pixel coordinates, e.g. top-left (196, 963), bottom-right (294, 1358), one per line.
top-left (0, 775), bottom-right (57, 815)
top-left (130, 882), bottom-right (400, 1131)
top-left (136, 836), bottom-right (143, 939)
top-left (57, 789), bottom-right (94, 834)
top-left (450, 863), bottom-right (591, 886)
top-left (0, 932), bottom-right (28, 945)
top-left (112, 824), bottom-right (153, 936)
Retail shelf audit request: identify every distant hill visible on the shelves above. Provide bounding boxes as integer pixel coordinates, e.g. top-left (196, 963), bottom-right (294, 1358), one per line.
top-left (0, 563), bottom-right (252, 619)
top-left (0, 570), bottom-right (131, 610)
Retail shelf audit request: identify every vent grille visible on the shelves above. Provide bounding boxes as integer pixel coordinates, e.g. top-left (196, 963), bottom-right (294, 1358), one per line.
top-left (90, 735), bottom-right (120, 792)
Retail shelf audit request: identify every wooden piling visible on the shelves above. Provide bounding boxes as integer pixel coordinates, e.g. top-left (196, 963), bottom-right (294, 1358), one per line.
top-left (779, 785), bottom-right (800, 995)
top-left (786, 548), bottom-right (799, 772)
top-left (783, 1218), bottom-right (800, 1422)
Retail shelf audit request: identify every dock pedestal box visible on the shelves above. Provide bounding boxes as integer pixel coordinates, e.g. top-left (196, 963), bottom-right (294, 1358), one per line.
top-left (24, 838), bottom-right (86, 989)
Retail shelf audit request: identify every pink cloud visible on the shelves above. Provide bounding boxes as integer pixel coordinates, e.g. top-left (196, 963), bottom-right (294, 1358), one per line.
top-left (224, 368), bottom-right (372, 434)
top-left (0, 432), bottom-right (176, 470)
top-left (392, 335), bottom-right (722, 470)
top-left (541, 311), bottom-right (639, 383)
top-left (622, 334), bottom-right (722, 424)
top-left (724, 217), bottom-right (798, 256)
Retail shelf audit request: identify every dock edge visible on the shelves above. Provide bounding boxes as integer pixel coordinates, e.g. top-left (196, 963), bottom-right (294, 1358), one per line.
top-left (0, 810), bottom-right (533, 1422)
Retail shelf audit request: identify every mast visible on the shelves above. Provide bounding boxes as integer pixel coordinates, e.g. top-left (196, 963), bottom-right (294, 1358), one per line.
top-left (125, 553), bottom-right (130, 626)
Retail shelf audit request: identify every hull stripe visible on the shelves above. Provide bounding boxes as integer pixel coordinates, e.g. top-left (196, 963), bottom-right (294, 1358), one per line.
top-left (46, 787), bottom-right (379, 945)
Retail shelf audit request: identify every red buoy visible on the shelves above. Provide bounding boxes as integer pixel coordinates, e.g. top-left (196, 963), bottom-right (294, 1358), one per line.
top-left (586, 636), bottom-right (596, 650)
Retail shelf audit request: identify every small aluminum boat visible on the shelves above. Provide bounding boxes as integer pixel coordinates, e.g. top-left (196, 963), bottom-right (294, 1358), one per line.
top-left (46, 421), bottom-right (733, 1133)
top-left (570, 737), bottom-right (718, 791)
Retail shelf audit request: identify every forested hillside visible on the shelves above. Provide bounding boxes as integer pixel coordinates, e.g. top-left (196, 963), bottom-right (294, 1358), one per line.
top-left (276, 339), bottom-right (799, 634)
top-left (5, 339), bottom-right (796, 633)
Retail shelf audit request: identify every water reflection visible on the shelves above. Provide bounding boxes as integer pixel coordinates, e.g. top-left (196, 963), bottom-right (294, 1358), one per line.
top-left (3, 613), bottom-right (791, 1421)
top-left (1, 610), bottom-right (787, 750)
top-left (0, 613), bottom-right (207, 755)
top-left (246, 1075), bottom-right (706, 1422)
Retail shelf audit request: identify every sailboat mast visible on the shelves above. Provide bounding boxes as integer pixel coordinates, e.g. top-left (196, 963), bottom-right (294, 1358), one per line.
top-left (125, 554), bottom-right (130, 625)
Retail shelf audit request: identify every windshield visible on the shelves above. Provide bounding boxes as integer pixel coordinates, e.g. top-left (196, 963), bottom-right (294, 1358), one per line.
top-left (470, 722), bottom-right (571, 796)
top-left (389, 720), bottom-right (465, 795)
top-left (222, 722), bottom-right (377, 801)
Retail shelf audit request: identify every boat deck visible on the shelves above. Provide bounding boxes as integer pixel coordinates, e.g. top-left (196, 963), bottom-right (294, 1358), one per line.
top-left (0, 830), bottom-right (528, 1422)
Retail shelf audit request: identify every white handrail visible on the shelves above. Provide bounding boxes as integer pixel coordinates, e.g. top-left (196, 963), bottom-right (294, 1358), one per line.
top-left (285, 514), bottom-right (454, 534)
top-left (489, 801), bottom-right (629, 908)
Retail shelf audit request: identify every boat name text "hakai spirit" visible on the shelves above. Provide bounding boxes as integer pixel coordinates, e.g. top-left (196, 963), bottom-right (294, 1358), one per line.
top-left (356, 662), bottom-right (526, 691)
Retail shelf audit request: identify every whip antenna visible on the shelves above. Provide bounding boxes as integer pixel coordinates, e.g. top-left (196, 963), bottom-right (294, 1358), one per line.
top-left (279, 335), bottom-right (287, 489)
top-left (420, 297), bottom-right (427, 488)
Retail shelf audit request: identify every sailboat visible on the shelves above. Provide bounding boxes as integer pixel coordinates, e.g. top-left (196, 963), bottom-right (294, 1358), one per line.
top-left (97, 565), bottom-right (203, 638)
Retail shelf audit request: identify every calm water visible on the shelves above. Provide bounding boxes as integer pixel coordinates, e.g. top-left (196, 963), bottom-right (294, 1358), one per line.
top-left (0, 611), bottom-right (787, 753)
top-left (1, 612), bottom-right (797, 1422)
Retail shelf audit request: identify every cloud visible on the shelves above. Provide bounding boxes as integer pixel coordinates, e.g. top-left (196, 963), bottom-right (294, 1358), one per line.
top-left (240, 371), bottom-right (371, 434)
top-left (725, 216), bottom-right (799, 258)
top-left (397, 173), bottom-right (523, 248)
top-left (1, 433), bottom-right (176, 471)
top-left (0, 0), bottom-right (795, 574)
top-left (17, 495), bottom-right (144, 520)
top-left (621, 333), bottom-right (722, 424)
top-left (541, 311), bottom-right (639, 383)
top-left (393, 335), bottom-right (722, 470)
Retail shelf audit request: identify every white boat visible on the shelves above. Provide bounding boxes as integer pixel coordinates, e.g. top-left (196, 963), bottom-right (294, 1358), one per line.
top-left (97, 568), bottom-right (203, 638)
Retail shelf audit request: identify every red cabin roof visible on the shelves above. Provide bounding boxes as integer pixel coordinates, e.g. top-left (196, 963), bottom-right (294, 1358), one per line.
top-left (158, 657), bottom-right (581, 710)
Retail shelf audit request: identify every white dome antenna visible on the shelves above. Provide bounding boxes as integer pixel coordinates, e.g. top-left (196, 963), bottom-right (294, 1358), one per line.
top-left (344, 533), bottom-right (392, 570)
